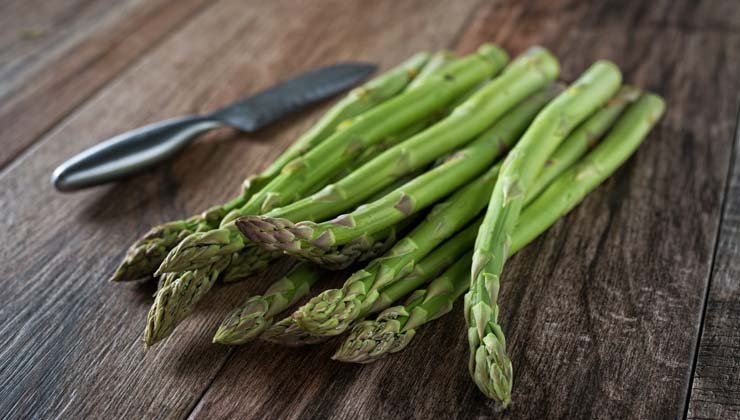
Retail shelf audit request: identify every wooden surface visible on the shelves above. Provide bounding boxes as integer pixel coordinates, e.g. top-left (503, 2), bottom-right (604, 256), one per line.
top-left (0, 0), bottom-right (738, 419)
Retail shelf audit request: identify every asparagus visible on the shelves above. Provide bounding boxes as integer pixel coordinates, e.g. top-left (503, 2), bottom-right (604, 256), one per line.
top-left (146, 78), bottom-right (620, 346)
top-left (110, 52), bottom-right (430, 283)
top-left (213, 264), bottom-right (322, 344)
top-left (261, 219), bottom-right (480, 345)
top-left (236, 48), bottom-right (559, 250)
top-left (334, 251), bottom-right (472, 363)
top-left (334, 92), bottom-right (664, 365)
top-left (156, 45), bottom-right (508, 276)
top-left (466, 61), bottom-right (623, 405)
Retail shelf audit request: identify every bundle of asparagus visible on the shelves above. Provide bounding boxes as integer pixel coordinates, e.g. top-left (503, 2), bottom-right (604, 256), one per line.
top-left (110, 43), bottom-right (664, 408)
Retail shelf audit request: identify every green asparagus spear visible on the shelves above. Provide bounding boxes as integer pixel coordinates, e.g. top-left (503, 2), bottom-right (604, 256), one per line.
top-left (213, 264), bottom-right (322, 344)
top-left (110, 52), bottom-right (430, 283)
top-left (467, 61), bottom-right (623, 405)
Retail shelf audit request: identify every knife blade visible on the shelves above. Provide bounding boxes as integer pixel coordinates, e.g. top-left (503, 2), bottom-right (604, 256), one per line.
top-left (51, 62), bottom-right (377, 192)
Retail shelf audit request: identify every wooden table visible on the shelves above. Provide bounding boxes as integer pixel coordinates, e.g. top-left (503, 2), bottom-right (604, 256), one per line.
top-left (2, 0), bottom-right (738, 418)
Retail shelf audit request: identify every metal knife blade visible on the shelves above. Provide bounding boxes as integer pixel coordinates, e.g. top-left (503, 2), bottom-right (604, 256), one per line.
top-left (212, 62), bottom-right (377, 131)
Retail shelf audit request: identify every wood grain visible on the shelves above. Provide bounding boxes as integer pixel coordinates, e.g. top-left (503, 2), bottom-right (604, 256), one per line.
top-left (0, 0), bottom-right (213, 169)
top-left (0, 0), bottom-right (739, 419)
top-left (687, 115), bottom-right (740, 419)
top-left (0, 0), bottom-right (480, 418)
top-left (192, 1), bottom-right (740, 419)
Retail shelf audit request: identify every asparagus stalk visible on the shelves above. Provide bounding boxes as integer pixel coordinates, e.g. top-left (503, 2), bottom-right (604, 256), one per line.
top-left (261, 219), bottom-right (480, 345)
top-left (236, 49), bottom-right (559, 251)
top-left (110, 52), bottom-right (430, 283)
top-left (466, 61), bottom-right (623, 405)
top-left (337, 92), bottom-right (665, 369)
top-left (213, 263), bottom-right (322, 344)
top-left (155, 45), bottom-right (508, 275)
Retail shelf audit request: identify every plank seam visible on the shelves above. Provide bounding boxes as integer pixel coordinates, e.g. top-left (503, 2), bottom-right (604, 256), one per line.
top-left (682, 98), bottom-right (740, 419)
top-left (183, 348), bottom-right (236, 420)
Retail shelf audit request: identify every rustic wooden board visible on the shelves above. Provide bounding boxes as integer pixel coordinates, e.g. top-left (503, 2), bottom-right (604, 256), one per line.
top-left (687, 117), bottom-right (740, 419)
top-left (1, 0), bottom-right (739, 419)
top-left (0, 0), bottom-right (480, 418)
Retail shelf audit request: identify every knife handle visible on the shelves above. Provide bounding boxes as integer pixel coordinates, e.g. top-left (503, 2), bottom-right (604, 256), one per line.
top-left (51, 116), bottom-right (223, 191)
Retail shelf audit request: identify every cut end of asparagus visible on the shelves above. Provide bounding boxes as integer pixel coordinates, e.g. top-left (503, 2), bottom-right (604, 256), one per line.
top-left (213, 296), bottom-right (272, 345)
top-left (260, 317), bottom-right (328, 347)
top-left (476, 43), bottom-right (510, 69)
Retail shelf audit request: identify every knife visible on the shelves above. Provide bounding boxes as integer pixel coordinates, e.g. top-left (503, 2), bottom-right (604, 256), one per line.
top-left (51, 62), bottom-right (377, 191)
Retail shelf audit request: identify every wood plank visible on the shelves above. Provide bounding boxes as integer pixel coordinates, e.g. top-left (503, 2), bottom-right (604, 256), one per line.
top-left (0, 0), bottom-right (480, 418)
top-left (190, 0), bottom-right (740, 418)
top-left (0, 0), bottom-right (213, 169)
top-left (687, 116), bottom-right (740, 418)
